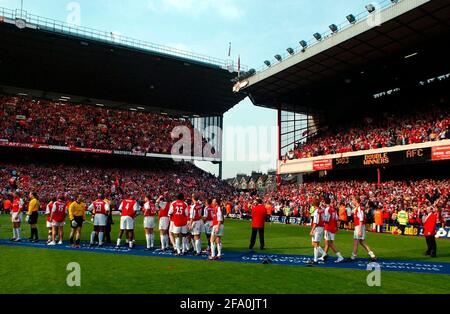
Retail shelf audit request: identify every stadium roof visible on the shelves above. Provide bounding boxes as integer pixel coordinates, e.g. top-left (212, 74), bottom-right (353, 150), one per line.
top-left (239, 0), bottom-right (450, 114)
top-left (0, 7), bottom-right (247, 116)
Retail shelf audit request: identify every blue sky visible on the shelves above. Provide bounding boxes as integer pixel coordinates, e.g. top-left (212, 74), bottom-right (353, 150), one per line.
top-left (0, 0), bottom-right (372, 178)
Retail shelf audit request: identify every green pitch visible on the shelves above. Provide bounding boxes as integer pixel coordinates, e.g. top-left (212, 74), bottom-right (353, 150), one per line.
top-left (0, 215), bottom-right (448, 294)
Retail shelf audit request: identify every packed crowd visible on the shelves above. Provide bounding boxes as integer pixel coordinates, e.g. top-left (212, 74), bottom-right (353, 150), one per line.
top-left (0, 162), bottom-right (234, 210)
top-left (0, 95), bottom-right (204, 154)
top-left (1, 161), bottom-right (449, 229)
top-left (287, 105), bottom-right (450, 160)
top-left (230, 179), bottom-right (450, 228)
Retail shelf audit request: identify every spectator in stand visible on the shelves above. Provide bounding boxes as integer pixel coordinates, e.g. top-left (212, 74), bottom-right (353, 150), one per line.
top-left (285, 104), bottom-right (449, 160)
top-left (0, 95), bottom-right (209, 155)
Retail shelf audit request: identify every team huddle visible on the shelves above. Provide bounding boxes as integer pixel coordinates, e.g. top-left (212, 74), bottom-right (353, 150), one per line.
top-left (8, 192), bottom-right (225, 260)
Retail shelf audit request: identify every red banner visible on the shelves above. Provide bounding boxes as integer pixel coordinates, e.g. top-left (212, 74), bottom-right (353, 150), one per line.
top-left (313, 159), bottom-right (333, 171)
top-left (432, 145), bottom-right (450, 161)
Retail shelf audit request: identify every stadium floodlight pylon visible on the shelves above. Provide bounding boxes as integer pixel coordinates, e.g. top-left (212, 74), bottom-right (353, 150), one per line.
top-left (264, 60), bottom-right (271, 67)
top-left (286, 47), bottom-right (295, 55)
top-left (313, 33), bottom-right (322, 41)
top-left (274, 54), bottom-right (282, 62)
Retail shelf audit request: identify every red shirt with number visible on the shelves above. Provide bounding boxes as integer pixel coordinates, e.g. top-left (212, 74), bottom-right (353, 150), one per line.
top-left (120, 199), bottom-right (137, 218)
top-left (204, 206), bottom-right (214, 222)
top-left (190, 202), bottom-right (203, 222)
top-left (144, 202), bottom-right (157, 217)
top-left (170, 200), bottom-right (189, 227)
top-left (52, 200), bottom-right (66, 222)
top-left (92, 199), bottom-right (108, 215)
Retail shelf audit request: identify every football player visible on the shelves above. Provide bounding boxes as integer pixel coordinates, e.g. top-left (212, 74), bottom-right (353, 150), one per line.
top-left (189, 194), bottom-right (205, 256)
top-left (209, 199), bottom-right (224, 260)
top-left (168, 193), bottom-right (189, 256)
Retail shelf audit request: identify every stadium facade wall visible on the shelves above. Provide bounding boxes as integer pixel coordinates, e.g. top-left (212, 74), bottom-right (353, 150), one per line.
top-left (278, 140), bottom-right (450, 174)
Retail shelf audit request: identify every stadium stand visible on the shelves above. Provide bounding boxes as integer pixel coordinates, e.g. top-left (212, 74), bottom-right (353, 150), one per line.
top-left (230, 179), bottom-right (450, 228)
top-left (0, 95), bottom-right (205, 155)
top-left (0, 160), bottom-right (235, 209)
top-left (286, 104), bottom-right (449, 160)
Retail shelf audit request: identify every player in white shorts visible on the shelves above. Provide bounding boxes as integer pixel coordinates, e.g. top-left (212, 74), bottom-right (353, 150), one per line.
top-left (209, 199), bottom-right (224, 260)
top-left (203, 199), bottom-right (214, 253)
top-left (351, 196), bottom-right (376, 262)
top-left (308, 199), bottom-right (326, 265)
top-left (116, 195), bottom-right (140, 249)
top-left (321, 198), bottom-right (344, 263)
top-left (88, 193), bottom-right (110, 247)
top-left (45, 198), bottom-right (56, 243)
top-left (143, 195), bottom-right (157, 250)
top-left (156, 195), bottom-right (171, 251)
top-left (168, 193), bottom-right (189, 256)
top-left (189, 194), bottom-right (205, 256)
top-left (10, 192), bottom-right (24, 242)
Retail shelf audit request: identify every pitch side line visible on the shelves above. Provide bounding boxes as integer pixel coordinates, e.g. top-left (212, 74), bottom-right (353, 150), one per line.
top-left (1, 240), bottom-right (449, 275)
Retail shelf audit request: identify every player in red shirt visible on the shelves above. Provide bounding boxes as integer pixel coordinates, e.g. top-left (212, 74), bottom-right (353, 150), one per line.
top-left (308, 198), bottom-right (326, 265)
top-left (351, 196), bottom-right (376, 262)
top-left (45, 197), bottom-right (56, 243)
top-left (209, 198), bottom-right (224, 260)
top-left (88, 193), bottom-right (110, 247)
top-left (322, 198), bottom-right (344, 263)
top-left (116, 194), bottom-right (140, 249)
top-left (143, 195), bottom-right (157, 251)
top-left (168, 193), bottom-right (189, 256)
top-left (203, 199), bottom-right (215, 253)
top-left (10, 192), bottom-right (24, 242)
top-left (189, 194), bottom-right (205, 256)
top-left (48, 195), bottom-right (67, 246)
top-left (156, 195), bottom-right (170, 251)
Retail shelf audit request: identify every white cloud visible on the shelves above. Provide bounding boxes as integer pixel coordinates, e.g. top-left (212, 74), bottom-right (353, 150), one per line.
top-left (147, 0), bottom-right (244, 19)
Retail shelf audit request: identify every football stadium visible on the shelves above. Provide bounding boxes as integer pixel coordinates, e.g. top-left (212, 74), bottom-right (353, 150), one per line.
top-left (0, 0), bottom-right (449, 301)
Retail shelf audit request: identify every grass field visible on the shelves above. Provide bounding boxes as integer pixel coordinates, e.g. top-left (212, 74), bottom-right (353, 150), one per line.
top-left (0, 214), bottom-right (449, 294)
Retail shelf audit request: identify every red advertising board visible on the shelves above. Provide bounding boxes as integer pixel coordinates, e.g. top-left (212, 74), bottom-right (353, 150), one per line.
top-left (432, 145), bottom-right (450, 161)
top-left (313, 159), bottom-right (333, 171)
